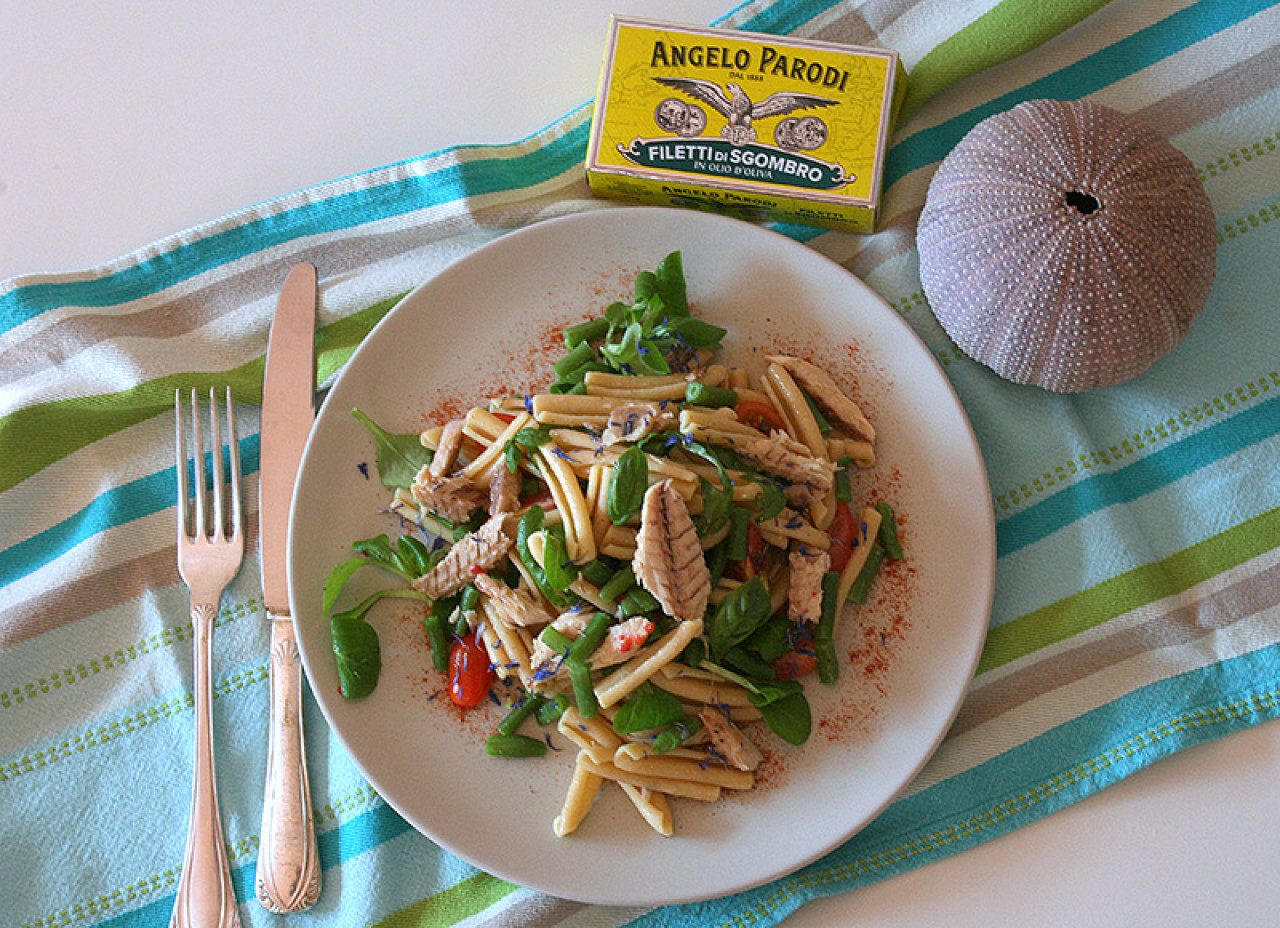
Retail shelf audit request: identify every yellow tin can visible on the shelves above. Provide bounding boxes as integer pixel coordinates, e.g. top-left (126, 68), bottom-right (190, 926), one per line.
top-left (586, 17), bottom-right (906, 233)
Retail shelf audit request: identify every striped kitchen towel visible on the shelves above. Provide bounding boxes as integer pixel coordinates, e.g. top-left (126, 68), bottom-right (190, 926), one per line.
top-left (3, 0), bottom-right (1279, 926)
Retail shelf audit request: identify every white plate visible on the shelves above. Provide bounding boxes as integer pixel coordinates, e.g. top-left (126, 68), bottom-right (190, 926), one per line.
top-left (289, 207), bottom-right (994, 906)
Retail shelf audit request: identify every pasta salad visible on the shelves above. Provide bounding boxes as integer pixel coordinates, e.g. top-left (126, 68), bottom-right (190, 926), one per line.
top-left (324, 252), bottom-right (901, 837)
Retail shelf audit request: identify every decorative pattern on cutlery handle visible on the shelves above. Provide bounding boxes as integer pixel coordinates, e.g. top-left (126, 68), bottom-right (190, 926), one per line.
top-left (172, 603), bottom-right (241, 928)
top-left (255, 614), bottom-right (321, 913)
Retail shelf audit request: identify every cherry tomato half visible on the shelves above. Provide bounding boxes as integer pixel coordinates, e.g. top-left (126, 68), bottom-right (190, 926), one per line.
top-left (826, 502), bottom-right (860, 574)
top-left (774, 649), bottom-right (819, 680)
top-left (774, 626), bottom-right (818, 679)
top-left (735, 399), bottom-right (787, 433)
top-left (448, 632), bottom-right (494, 708)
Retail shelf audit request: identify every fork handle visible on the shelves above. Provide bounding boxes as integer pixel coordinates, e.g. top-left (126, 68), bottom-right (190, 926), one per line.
top-left (172, 602), bottom-right (241, 928)
top-left (256, 613), bottom-right (321, 912)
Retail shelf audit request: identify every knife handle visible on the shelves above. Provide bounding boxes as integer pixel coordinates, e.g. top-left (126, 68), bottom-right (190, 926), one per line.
top-left (256, 614), bottom-right (321, 913)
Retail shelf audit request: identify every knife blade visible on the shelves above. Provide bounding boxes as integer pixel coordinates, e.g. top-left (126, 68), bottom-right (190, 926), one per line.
top-left (256, 262), bottom-right (321, 913)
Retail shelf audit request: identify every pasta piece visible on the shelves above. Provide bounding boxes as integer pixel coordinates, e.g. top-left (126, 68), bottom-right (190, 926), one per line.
top-left (533, 446), bottom-right (596, 563)
top-left (614, 743), bottom-right (754, 791)
top-left (618, 783), bottom-right (673, 837)
top-left (594, 619), bottom-right (704, 708)
top-left (835, 505), bottom-right (884, 604)
top-left (576, 757), bottom-right (722, 802)
top-left (558, 706), bottom-right (623, 764)
top-left (650, 664), bottom-right (757, 710)
top-left (757, 508), bottom-right (830, 550)
top-left (553, 754), bottom-right (604, 837)
top-left (599, 523), bottom-right (638, 560)
top-left (462, 410), bottom-right (533, 482)
top-left (827, 437), bottom-right (876, 469)
top-left (477, 600), bottom-right (536, 688)
top-left (763, 362), bottom-right (827, 458)
top-left (532, 393), bottom-right (628, 428)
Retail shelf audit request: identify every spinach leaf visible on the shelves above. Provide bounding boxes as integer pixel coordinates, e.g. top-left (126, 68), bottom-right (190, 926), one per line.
top-left (352, 534), bottom-right (417, 580)
top-left (323, 557), bottom-right (368, 613)
top-left (705, 575), bottom-right (773, 662)
top-left (330, 616), bottom-right (382, 699)
top-left (654, 251), bottom-right (690, 317)
top-left (350, 408), bottom-right (431, 489)
top-left (607, 445), bottom-right (649, 525)
top-left (504, 425), bottom-right (553, 473)
top-left (516, 506), bottom-right (575, 610)
top-left (694, 475), bottom-right (732, 536)
top-left (329, 586), bottom-right (431, 623)
top-left (750, 686), bottom-right (811, 745)
top-left (704, 662), bottom-right (813, 746)
top-left (659, 316), bottom-right (725, 347)
top-left (612, 683), bottom-right (686, 735)
top-left (540, 524), bottom-right (578, 591)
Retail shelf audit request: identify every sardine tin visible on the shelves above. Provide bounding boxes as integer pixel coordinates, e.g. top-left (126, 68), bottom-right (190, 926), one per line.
top-left (586, 17), bottom-right (906, 233)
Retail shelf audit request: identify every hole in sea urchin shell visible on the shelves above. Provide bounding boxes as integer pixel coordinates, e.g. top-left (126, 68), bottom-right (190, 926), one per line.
top-left (1065, 190), bottom-right (1101, 215)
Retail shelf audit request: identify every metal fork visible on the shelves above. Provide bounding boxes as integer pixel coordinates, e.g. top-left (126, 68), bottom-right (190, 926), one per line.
top-left (172, 387), bottom-right (244, 928)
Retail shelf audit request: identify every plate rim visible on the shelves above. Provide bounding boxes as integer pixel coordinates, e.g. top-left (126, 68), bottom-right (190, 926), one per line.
top-left (289, 206), bottom-right (995, 905)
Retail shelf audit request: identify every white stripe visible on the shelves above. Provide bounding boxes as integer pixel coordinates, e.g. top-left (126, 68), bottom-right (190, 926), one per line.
top-left (903, 545), bottom-right (1280, 797)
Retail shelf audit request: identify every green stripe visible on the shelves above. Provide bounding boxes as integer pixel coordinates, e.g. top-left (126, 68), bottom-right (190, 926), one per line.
top-left (368, 872), bottom-right (518, 928)
top-left (978, 506), bottom-right (1280, 674)
top-left (0, 291), bottom-right (404, 495)
top-left (899, 0), bottom-right (1113, 118)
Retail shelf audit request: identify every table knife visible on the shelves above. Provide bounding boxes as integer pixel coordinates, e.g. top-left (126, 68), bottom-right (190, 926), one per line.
top-left (256, 262), bottom-right (322, 913)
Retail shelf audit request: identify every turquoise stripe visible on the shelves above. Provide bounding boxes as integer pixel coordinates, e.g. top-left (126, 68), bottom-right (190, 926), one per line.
top-left (735, 0), bottom-right (843, 33)
top-left (626, 641), bottom-right (1280, 927)
top-left (0, 436), bottom-right (259, 588)
top-left (0, 119), bottom-right (593, 334)
top-left (884, 0), bottom-right (1270, 190)
top-left (995, 392), bottom-right (1280, 558)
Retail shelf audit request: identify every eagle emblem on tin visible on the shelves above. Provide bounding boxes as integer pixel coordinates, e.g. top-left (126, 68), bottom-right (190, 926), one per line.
top-left (653, 77), bottom-right (835, 147)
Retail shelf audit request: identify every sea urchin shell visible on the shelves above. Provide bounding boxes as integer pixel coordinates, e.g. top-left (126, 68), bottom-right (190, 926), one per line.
top-left (917, 98), bottom-right (1217, 392)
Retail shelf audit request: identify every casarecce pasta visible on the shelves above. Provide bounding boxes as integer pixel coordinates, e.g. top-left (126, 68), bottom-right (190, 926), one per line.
top-left (327, 252), bottom-right (902, 837)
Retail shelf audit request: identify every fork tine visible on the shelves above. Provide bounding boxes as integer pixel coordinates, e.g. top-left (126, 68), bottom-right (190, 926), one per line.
top-left (225, 386), bottom-right (243, 540)
top-left (209, 387), bottom-right (226, 540)
top-left (175, 389), bottom-right (189, 540)
top-left (191, 387), bottom-right (207, 540)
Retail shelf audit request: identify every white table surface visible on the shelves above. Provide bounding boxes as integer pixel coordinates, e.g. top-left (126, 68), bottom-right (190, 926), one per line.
top-left (4, 3), bottom-right (1278, 925)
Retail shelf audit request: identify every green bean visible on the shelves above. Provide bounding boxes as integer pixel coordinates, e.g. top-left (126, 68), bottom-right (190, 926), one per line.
top-left (563, 317), bottom-right (609, 348)
top-left (617, 587), bottom-right (661, 618)
top-left (816, 570), bottom-right (841, 684)
top-left (846, 543), bottom-right (886, 604)
top-left (484, 733), bottom-right (548, 757)
top-left (459, 583), bottom-right (479, 613)
top-left (579, 558), bottom-right (615, 587)
top-left (598, 563), bottom-right (637, 604)
top-left (834, 455), bottom-right (853, 504)
top-left (566, 657), bottom-right (598, 718)
top-left (553, 341), bottom-right (596, 378)
top-left (875, 501), bottom-right (903, 559)
top-left (536, 693), bottom-right (570, 726)
top-left (423, 599), bottom-right (452, 672)
top-left (498, 693), bottom-right (547, 736)
top-left (685, 381), bottom-right (738, 408)
top-left (568, 612), bottom-right (612, 661)
top-left (537, 625), bottom-right (573, 655)
top-left (652, 716), bottom-right (700, 754)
